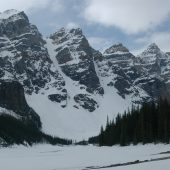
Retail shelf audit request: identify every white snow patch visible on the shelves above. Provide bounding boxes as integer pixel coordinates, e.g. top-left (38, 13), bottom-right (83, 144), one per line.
top-left (0, 107), bottom-right (20, 119)
top-left (0, 144), bottom-right (170, 170)
top-left (0, 9), bottom-right (20, 20)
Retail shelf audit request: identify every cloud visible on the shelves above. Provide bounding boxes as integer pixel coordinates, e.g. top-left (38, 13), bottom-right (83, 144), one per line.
top-left (84, 0), bottom-right (170, 34)
top-left (131, 47), bottom-right (147, 56)
top-left (0, 0), bottom-right (48, 12)
top-left (88, 36), bottom-right (113, 51)
top-left (150, 32), bottom-right (170, 52)
top-left (133, 32), bottom-right (170, 54)
top-left (66, 22), bottom-right (79, 29)
top-left (48, 0), bottom-right (65, 13)
top-left (0, 0), bottom-right (64, 13)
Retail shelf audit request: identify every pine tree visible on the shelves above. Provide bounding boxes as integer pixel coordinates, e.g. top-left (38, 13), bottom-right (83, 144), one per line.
top-left (99, 126), bottom-right (104, 146)
top-left (89, 98), bottom-right (170, 146)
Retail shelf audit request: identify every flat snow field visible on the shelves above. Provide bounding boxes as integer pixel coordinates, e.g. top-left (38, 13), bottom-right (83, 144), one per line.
top-left (0, 144), bottom-right (170, 170)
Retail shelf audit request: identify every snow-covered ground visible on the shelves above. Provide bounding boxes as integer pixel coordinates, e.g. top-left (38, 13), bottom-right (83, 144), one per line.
top-left (1, 144), bottom-right (170, 170)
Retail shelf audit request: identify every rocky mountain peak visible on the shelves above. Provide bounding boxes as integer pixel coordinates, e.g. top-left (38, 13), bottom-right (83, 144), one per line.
top-left (69, 27), bottom-right (82, 35)
top-left (50, 27), bottom-right (83, 43)
top-left (166, 52), bottom-right (170, 56)
top-left (0, 9), bottom-right (28, 23)
top-left (141, 43), bottom-right (161, 56)
top-left (49, 27), bottom-right (90, 64)
top-left (49, 26), bottom-right (104, 95)
top-left (55, 27), bottom-right (82, 34)
top-left (1, 9), bottom-right (170, 140)
top-left (148, 43), bottom-right (160, 49)
top-left (0, 9), bottom-right (38, 39)
top-left (0, 10), bottom-right (66, 99)
top-left (104, 43), bottom-right (129, 55)
top-left (0, 9), bottom-right (20, 19)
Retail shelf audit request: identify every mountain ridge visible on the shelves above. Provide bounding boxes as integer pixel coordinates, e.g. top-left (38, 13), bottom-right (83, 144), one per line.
top-left (0, 9), bottom-right (170, 140)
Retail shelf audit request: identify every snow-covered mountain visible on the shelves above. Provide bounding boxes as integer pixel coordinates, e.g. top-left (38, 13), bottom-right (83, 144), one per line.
top-left (95, 43), bottom-right (170, 104)
top-left (0, 10), bottom-right (170, 140)
top-left (136, 43), bottom-right (170, 101)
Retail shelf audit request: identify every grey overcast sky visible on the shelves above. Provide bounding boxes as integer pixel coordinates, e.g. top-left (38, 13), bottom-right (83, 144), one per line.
top-left (1, 0), bottom-right (170, 54)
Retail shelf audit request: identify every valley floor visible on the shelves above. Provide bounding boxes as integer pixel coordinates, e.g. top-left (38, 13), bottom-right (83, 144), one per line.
top-left (0, 144), bottom-right (170, 170)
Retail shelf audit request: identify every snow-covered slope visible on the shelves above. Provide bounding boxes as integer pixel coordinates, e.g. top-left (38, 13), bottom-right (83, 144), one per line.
top-left (25, 36), bottom-right (131, 141)
top-left (0, 10), bottom-right (129, 140)
top-left (1, 9), bottom-right (170, 140)
top-left (1, 144), bottom-right (170, 170)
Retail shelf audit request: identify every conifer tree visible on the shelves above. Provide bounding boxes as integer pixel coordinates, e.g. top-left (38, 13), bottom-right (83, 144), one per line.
top-left (89, 98), bottom-right (170, 146)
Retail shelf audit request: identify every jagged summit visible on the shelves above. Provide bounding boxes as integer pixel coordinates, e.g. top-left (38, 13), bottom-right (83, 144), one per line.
top-left (50, 27), bottom-right (83, 42)
top-left (49, 26), bottom-right (104, 95)
top-left (140, 43), bottom-right (161, 56)
top-left (54, 27), bottom-right (82, 34)
top-left (49, 27), bottom-right (89, 64)
top-left (1, 9), bottom-right (170, 140)
top-left (166, 52), bottom-right (170, 56)
top-left (0, 8), bottom-right (65, 95)
top-left (0, 9), bottom-right (34, 39)
top-left (0, 9), bottom-right (23, 20)
top-left (147, 43), bottom-right (160, 50)
top-left (137, 43), bottom-right (165, 67)
top-left (104, 43), bottom-right (129, 55)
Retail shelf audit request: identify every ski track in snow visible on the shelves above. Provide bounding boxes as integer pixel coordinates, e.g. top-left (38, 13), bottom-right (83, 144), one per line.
top-left (0, 144), bottom-right (170, 170)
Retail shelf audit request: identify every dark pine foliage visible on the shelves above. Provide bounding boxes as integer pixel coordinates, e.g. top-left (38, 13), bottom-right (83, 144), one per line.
top-left (0, 114), bottom-right (72, 146)
top-left (89, 98), bottom-right (170, 146)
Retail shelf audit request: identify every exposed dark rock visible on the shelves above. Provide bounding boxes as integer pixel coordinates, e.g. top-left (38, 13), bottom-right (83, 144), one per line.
top-left (48, 93), bottom-right (67, 103)
top-left (50, 28), bottom-right (104, 95)
top-left (0, 10), bottom-right (66, 96)
top-left (95, 42), bottom-right (170, 104)
top-left (0, 80), bottom-right (41, 129)
top-left (104, 43), bottom-right (129, 54)
top-left (74, 94), bottom-right (98, 112)
top-left (56, 48), bottom-right (72, 64)
top-left (1, 9), bottom-right (170, 117)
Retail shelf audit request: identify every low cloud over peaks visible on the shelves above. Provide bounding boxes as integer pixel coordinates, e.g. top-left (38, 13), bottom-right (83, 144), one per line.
top-left (84, 0), bottom-right (170, 34)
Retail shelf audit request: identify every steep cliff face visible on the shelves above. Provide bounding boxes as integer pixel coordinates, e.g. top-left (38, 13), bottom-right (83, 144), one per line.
top-left (95, 43), bottom-right (170, 104)
top-left (94, 43), bottom-right (149, 104)
top-left (101, 43), bottom-right (136, 98)
top-left (1, 9), bottom-right (170, 140)
top-left (0, 10), bottom-right (67, 136)
top-left (165, 52), bottom-right (170, 94)
top-left (49, 28), bottom-right (103, 95)
top-left (136, 43), bottom-right (170, 101)
top-left (0, 80), bottom-right (41, 129)
top-left (0, 9), bottom-right (67, 106)
top-left (46, 28), bottom-right (104, 112)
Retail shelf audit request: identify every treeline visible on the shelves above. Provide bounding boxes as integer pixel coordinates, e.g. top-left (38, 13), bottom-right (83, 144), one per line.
top-left (0, 114), bottom-right (72, 146)
top-left (89, 98), bottom-right (170, 146)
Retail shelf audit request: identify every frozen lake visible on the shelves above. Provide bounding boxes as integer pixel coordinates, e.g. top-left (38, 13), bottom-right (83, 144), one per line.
top-left (0, 144), bottom-right (170, 170)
